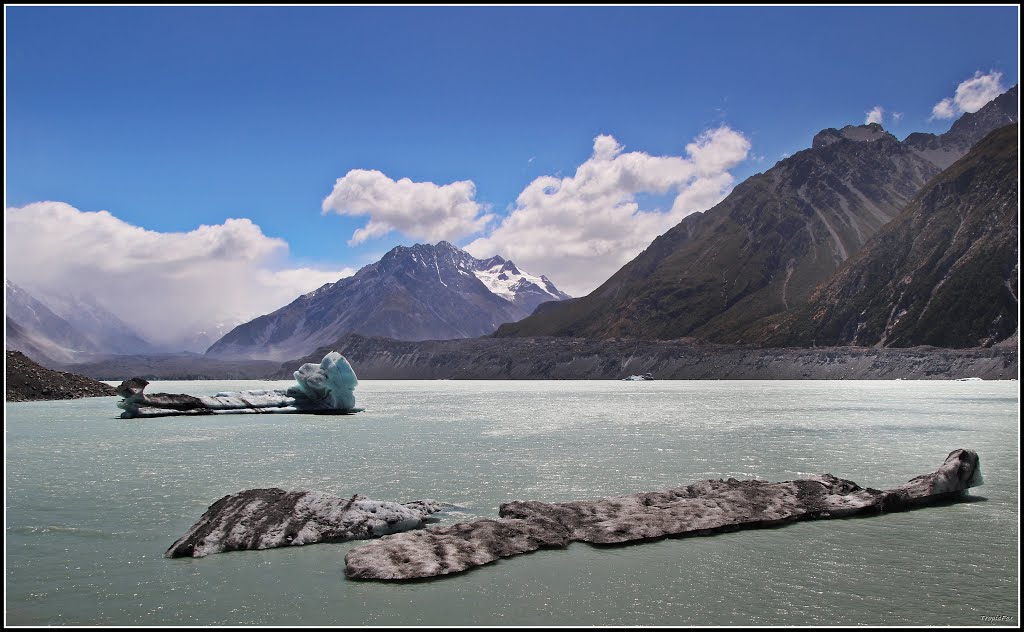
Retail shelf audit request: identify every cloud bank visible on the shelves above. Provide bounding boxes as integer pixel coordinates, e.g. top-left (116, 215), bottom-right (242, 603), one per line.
top-left (930, 71), bottom-right (1005, 120)
top-left (465, 126), bottom-right (751, 296)
top-left (5, 202), bottom-right (354, 347)
top-left (322, 169), bottom-right (494, 245)
top-left (865, 106), bottom-right (884, 125)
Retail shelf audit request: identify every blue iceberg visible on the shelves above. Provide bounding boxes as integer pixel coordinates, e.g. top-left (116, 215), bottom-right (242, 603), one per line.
top-left (116, 351), bottom-right (364, 418)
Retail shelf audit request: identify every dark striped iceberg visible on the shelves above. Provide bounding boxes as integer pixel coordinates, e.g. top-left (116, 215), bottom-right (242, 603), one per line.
top-left (166, 489), bottom-right (445, 558)
top-left (345, 449), bottom-right (983, 580)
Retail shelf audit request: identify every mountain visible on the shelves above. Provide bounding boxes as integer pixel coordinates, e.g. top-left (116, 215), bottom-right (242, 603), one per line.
top-left (5, 280), bottom-right (100, 363)
top-left (495, 87), bottom-right (1018, 343)
top-left (176, 318), bottom-right (246, 354)
top-left (30, 289), bottom-right (155, 355)
top-left (205, 241), bottom-right (571, 360)
top-left (271, 333), bottom-right (1017, 381)
top-left (473, 255), bottom-right (572, 309)
top-left (5, 316), bottom-right (60, 367)
top-left (903, 86), bottom-right (1018, 169)
top-left (5, 281), bottom-right (156, 362)
top-left (751, 123), bottom-right (1018, 349)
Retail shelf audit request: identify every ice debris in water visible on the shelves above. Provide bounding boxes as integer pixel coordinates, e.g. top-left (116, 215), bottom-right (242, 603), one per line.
top-left (115, 351), bottom-right (363, 418)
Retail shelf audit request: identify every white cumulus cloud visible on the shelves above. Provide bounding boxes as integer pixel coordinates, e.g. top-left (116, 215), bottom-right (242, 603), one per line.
top-left (865, 106), bottom-right (884, 125)
top-left (930, 71), bottom-right (1006, 120)
top-left (931, 98), bottom-right (956, 120)
top-left (321, 169), bottom-right (494, 245)
top-left (5, 202), bottom-right (354, 347)
top-left (464, 126), bottom-right (751, 296)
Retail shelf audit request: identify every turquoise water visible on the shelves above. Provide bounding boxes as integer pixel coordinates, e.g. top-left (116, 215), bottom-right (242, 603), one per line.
top-left (5, 380), bottom-right (1019, 626)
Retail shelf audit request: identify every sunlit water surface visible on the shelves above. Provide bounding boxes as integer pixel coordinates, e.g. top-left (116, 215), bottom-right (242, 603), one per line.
top-left (5, 380), bottom-right (1019, 626)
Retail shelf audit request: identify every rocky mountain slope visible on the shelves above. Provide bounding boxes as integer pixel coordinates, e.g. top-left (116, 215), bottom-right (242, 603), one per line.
top-left (206, 241), bottom-right (570, 360)
top-left (5, 350), bottom-right (117, 402)
top-left (5, 281), bottom-right (156, 362)
top-left (752, 123), bottom-right (1018, 348)
top-left (903, 86), bottom-right (1018, 169)
top-left (272, 333), bottom-right (1016, 381)
top-left (31, 289), bottom-right (155, 355)
top-left (5, 316), bottom-right (60, 367)
top-left (495, 87), bottom-right (1018, 344)
top-left (5, 281), bottom-right (100, 363)
top-left (61, 353), bottom-right (280, 381)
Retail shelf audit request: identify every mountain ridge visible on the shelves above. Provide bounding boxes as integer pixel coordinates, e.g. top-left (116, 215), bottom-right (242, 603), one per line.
top-left (750, 123), bottom-right (1018, 348)
top-left (204, 241), bottom-right (571, 360)
top-left (494, 86), bottom-right (1018, 344)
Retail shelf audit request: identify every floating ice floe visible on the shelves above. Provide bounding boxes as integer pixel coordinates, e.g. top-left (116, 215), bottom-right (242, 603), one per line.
top-left (165, 489), bottom-right (445, 558)
top-left (345, 449), bottom-right (983, 581)
top-left (621, 373), bottom-right (655, 381)
top-left (116, 351), bottom-right (362, 418)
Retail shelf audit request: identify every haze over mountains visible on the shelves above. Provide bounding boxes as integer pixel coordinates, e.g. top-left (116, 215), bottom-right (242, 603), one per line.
top-left (4, 280), bottom-right (234, 364)
top-left (5, 281), bottom-right (160, 363)
top-left (496, 86), bottom-right (1018, 346)
top-left (205, 241), bottom-right (571, 360)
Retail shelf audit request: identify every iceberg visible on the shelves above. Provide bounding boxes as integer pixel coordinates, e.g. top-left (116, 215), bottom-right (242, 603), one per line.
top-left (165, 488), bottom-right (445, 558)
top-left (115, 351), bottom-right (363, 418)
top-left (345, 449), bottom-right (983, 581)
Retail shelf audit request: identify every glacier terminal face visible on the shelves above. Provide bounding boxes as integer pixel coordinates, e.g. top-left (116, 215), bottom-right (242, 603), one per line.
top-left (115, 352), bottom-right (362, 418)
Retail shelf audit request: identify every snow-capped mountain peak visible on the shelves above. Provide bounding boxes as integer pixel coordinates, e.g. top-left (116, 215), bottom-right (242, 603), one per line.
top-left (205, 241), bottom-right (571, 360)
top-left (472, 258), bottom-right (569, 305)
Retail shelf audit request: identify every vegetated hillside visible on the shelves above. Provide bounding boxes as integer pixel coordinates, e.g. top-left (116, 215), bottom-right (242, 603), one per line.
top-left (495, 87), bottom-right (1018, 345)
top-left (753, 123), bottom-right (1019, 349)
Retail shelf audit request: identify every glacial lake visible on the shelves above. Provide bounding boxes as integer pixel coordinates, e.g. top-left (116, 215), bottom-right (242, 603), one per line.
top-left (5, 380), bottom-right (1019, 626)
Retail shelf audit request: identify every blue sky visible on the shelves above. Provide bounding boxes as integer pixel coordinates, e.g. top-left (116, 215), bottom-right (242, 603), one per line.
top-left (4, 5), bottom-right (1020, 343)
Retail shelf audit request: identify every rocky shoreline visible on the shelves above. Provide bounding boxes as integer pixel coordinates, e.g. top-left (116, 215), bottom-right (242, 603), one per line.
top-left (5, 350), bottom-right (117, 402)
top-left (29, 334), bottom-right (1018, 383)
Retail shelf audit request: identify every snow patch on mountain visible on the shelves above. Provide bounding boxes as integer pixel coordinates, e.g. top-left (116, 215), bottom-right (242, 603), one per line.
top-left (473, 258), bottom-right (565, 303)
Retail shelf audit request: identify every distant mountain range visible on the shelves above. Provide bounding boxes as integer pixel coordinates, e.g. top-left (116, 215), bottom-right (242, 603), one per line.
top-left (5, 281), bottom-right (159, 364)
top-left (204, 241), bottom-right (572, 360)
top-left (3, 280), bottom-right (230, 365)
top-left (495, 86), bottom-right (1018, 347)
top-left (6, 281), bottom-right (100, 364)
